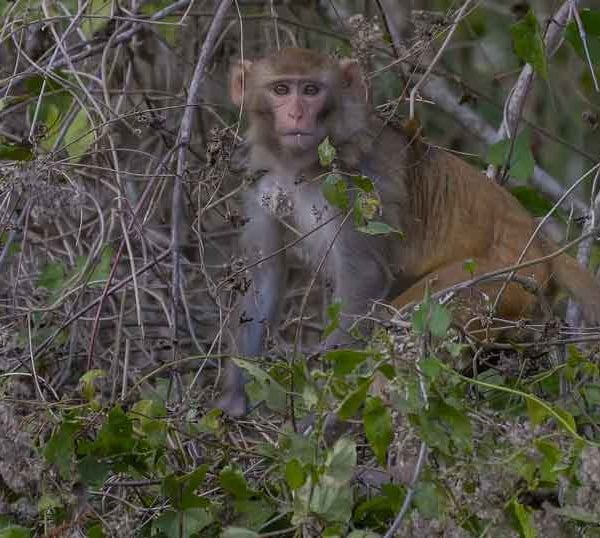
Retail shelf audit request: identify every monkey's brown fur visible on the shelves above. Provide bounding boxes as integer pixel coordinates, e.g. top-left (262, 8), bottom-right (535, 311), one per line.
top-left (217, 48), bottom-right (600, 416)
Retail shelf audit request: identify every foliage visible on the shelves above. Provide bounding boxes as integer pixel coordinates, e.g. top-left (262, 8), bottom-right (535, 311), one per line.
top-left (0, 0), bottom-right (600, 536)
top-left (0, 291), bottom-right (597, 535)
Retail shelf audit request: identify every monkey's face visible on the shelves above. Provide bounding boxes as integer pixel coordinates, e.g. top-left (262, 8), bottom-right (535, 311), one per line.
top-left (266, 78), bottom-right (329, 153)
top-left (229, 49), bottom-right (366, 163)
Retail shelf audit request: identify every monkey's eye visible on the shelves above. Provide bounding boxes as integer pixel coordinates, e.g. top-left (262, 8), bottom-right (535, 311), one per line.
top-left (272, 83), bottom-right (290, 96)
top-left (303, 83), bottom-right (320, 96)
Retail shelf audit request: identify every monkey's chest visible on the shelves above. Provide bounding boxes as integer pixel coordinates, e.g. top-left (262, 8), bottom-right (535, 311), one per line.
top-left (256, 177), bottom-right (339, 263)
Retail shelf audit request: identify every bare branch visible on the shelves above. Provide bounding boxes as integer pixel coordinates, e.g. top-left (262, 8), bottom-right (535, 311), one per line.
top-left (486, 1), bottom-right (577, 180)
top-left (170, 0), bottom-right (233, 364)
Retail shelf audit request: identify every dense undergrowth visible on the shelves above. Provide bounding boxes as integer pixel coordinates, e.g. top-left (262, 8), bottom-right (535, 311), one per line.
top-left (1, 0), bottom-right (600, 536)
top-left (2, 299), bottom-right (600, 537)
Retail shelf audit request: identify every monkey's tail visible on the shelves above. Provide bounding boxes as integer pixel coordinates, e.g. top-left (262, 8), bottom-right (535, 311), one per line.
top-left (551, 252), bottom-right (600, 325)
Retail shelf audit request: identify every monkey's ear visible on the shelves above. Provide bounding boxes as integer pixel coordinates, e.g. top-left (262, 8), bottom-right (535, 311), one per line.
top-left (230, 60), bottom-right (253, 107)
top-left (339, 58), bottom-right (369, 102)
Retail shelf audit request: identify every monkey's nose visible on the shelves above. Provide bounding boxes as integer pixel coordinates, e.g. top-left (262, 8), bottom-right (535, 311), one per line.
top-left (288, 101), bottom-right (304, 120)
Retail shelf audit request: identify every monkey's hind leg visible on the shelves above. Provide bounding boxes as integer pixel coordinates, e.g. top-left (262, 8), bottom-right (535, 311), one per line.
top-left (390, 258), bottom-right (548, 327)
top-left (214, 361), bottom-right (249, 417)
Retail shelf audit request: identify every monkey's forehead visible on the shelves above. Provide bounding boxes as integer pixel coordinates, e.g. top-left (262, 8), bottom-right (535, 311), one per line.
top-left (254, 48), bottom-right (338, 77)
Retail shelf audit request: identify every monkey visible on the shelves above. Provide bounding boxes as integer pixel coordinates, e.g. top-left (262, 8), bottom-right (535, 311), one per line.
top-left (215, 47), bottom-right (600, 417)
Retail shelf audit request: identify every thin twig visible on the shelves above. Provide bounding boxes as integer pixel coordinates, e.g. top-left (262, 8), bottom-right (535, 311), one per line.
top-left (409, 0), bottom-right (474, 120)
top-left (566, 166), bottom-right (600, 326)
top-left (171, 0), bottom-right (233, 375)
top-left (486, 1), bottom-right (576, 181)
top-left (571, 0), bottom-right (599, 92)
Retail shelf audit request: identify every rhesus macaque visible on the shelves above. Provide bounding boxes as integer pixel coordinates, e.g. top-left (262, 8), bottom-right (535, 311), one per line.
top-left (216, 48), bottom-right (600, 417)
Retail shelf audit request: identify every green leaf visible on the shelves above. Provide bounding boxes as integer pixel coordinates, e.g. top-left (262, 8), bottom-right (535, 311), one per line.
top-left (508, 499), bottom-right (536, 538)
top-left (325, 349), bottom-right (371, 376)
top-left (77, 455), bottom-right (110, 486)
top-left (411, 298), bottom-right (451, 338)
top-left (511, 10), bottom-right (548, 78)
top-left (79, 369), bottom-right (106, 401)
top-left (0, 527), bottom-right (31, 538)
top-left (325, 437), bottom-right (357, 485)
top-left (511, 138), bottom-right (536, 181)
top-left (318, 137), bottom-right (337, 166)
top-left (354, 192), bottom-right (380, 226)
top-left (25, 74), bottom-right (73, 151)
top-left (322, 173), bottom-right (349, 210)
top-left (323, 301), bottom-right (341, 339)
top-left (64, 108), bottom-right (95, 162)
top-left (420, 356), bottom-right (443, 379)
top-left (526, 397), bottom-right (548, 425)
top-left (357, 220), bottom-right (403, 237)
top-left (305, 482), bottom-right (353, 524)
top-left (416, 399), bottom-right (472, 455)
top-left (553, 406), bottom-right (576, 434)
top-left (487, 130), bottom-right (535, 181)
top-left (510, 186), bottom-right (555, 217)
top-left (0, 142), bottom-right (34, 161)
top-left (130, 399), bottom-right (167, 446)
top-left (547, 506), bottom-right (600, 524)
top-left (338, 379), bottom-right (371, 420)
top-left (445, 342), bottom-right (468, 358)
top-left (220, 466), bottom-right (253, 500)
top-left (182, 466), bottom-right (209, 495)
top-left (285, 459), bottom-right (306, 490)
top-left (38, 494), bottom-right (61, 512)
top-left (565, 9), bottom-right (600, 65)
top-left (354, 483), bottom-right (404, 524)
top-left (152, 508), bottom-right (213, 538)
top-left (285, 432), bottom-right (315, 462)
top-left (363, 397), bottom-right (393, 466)
top-left (44, 419), bottom-right (80, 478)
top-left (535, 439), bottom-right (561, 484)
top-left (232, 499), bottom-right (274, 533)
top-left (222, 529), bottom-right (260, 538)
top-left (583, 384), bottom-right (600, 405)
top-left (580, 8), bottom-right (600, 35)
top-left (162, 467), bottom-right (209, 511)
top-left (82, 0), bottom-right (112, 38)
top-left (429, 303), bottom-right (451, 338)
top-left (95, 406), bottom-right (135, 455)
top-left (39, 103), bottom-right (62, 150)
top-left (87, 524), bottom-right (105, 538)
top-left (463, 258), bottom-right (477, 276)
top-left (89, 246), bottom-right (114, 285)
top-left (413, 482), bottom-right (444, 518)
top-left (350, 174), bottom-right (375, 192)
top-left (0, 232), bottom-right (20, 256)
top-left (235, 359), bottom-right (287, 411)
top-left (38, 261), bottom-right (66, 290)
top-left (411, 302), bottom-right (429, 334)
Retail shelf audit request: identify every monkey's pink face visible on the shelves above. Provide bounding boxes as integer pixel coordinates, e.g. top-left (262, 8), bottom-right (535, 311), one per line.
top-left (267, 78), bottom-right (329, 153)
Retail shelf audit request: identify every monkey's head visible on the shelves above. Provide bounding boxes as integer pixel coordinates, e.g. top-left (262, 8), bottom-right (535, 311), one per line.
top-left (230, 48), bottom-right (368, 160)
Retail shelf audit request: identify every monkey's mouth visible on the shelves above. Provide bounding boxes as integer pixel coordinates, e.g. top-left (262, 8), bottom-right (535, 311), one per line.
top-left (279, 131), bottom-right (318, 148)
top-left (280, 130), bottom-right (314, 138)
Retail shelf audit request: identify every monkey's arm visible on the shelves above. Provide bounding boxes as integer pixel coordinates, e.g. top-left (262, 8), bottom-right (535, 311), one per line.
top-left (217, 203), bottom-right (284, 416)
top-left (325, 239), bottom-right (393, 347)
top-left (236, 209), bottom-right (285, 356)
